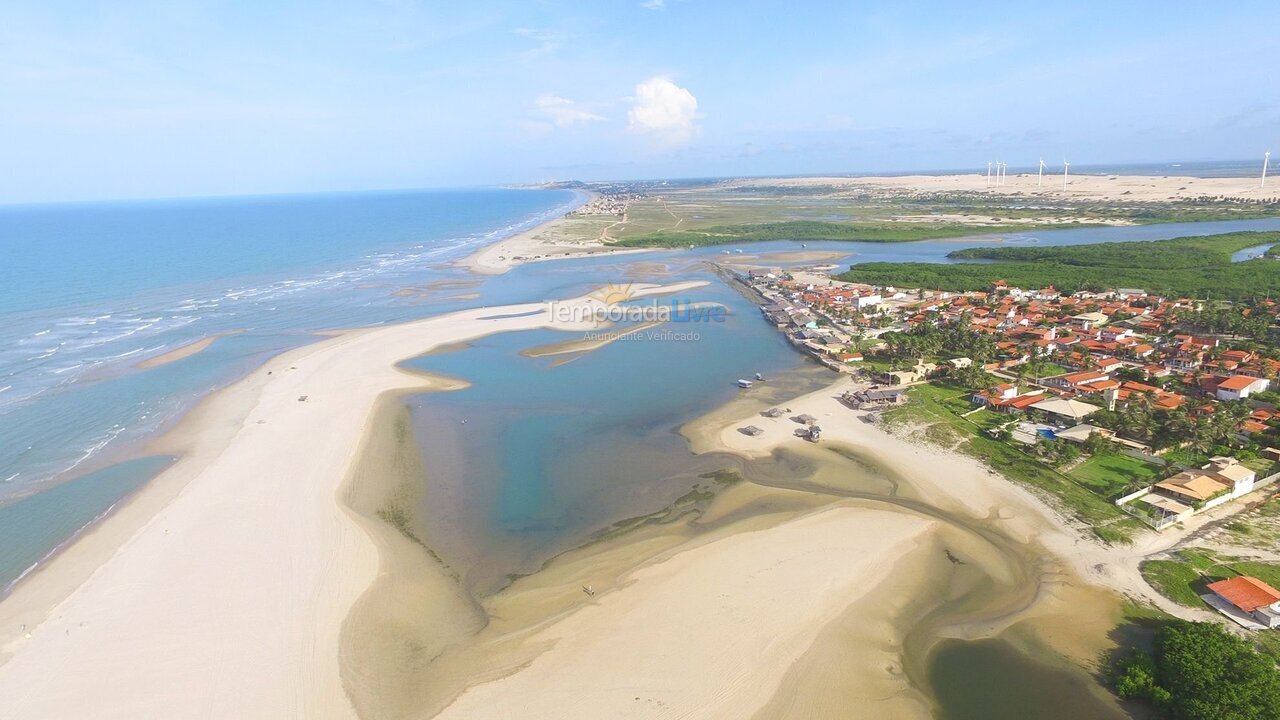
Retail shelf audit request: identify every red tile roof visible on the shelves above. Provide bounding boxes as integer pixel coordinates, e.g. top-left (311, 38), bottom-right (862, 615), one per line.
top-left (1207, 576), bottom-right (1280, 613)
top-left (1219, 375), bottom-right (1259, 392)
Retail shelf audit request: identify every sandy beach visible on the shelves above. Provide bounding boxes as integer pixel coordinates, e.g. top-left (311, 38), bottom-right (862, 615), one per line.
top-left (729, 172), bottom-right (1276, 202)
top-left (0, 281), bottom-right (703, 720)
top-left (458, 192), bottom-right (655, 274)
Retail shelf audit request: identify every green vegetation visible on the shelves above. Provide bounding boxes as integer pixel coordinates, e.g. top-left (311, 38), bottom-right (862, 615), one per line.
top-left (839, 231), bottom-right (1280, 299)
top-left (1110, 621), bottom-right (1280, 720)
top-left (882, 381), bottom-right (1140, 541)
top-left (1068, 452), bottom-right (1164, 497)
top-left (1141, 549), bottom-right (1280, 610)
top-left (609, 220), bottom-right (1041, 248)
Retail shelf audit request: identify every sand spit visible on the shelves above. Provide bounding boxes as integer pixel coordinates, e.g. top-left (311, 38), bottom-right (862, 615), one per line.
top-left (135, 330), bottom-right (243, 369)
top-left (0, 281), bottom-right (704, 720)
top-left (459, 223), bottom-right (654, 275)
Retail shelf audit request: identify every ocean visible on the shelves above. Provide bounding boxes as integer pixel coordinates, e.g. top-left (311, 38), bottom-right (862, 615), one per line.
top-left (0, 187), bottom-right (580, 590)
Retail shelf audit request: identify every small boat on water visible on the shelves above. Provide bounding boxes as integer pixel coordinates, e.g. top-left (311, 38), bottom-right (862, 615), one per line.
top-left (754, 372), bottom-right (765, 381)
top-left (737, 379), bottom-right (754, 388)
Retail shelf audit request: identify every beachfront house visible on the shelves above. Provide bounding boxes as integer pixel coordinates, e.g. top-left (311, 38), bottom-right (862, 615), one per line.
top-left (1206, 576), bottom-right (1280, 629)
top-left (1155, 470), bottom-right (1231, 509)
top-left (1028, 397), bottom-right (1100, 426)
top-left (842, 386), bottom-right (908, 409)
top-left (1203, 457), bottom-right (1258, 498)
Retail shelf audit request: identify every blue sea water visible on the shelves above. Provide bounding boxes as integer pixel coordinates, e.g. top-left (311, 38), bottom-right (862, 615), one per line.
top-left (2, 184), bottom-right (1279, 594)
top-left (0, 187), bottom-right (578, 589)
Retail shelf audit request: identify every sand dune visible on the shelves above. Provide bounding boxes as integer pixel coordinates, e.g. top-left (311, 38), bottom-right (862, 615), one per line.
top-left (730, 172), bottom-right (1275, 203)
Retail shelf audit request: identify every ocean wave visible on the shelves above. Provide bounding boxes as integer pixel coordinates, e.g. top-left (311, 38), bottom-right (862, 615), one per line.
top-left (60, 424), bottom-right (127, 476)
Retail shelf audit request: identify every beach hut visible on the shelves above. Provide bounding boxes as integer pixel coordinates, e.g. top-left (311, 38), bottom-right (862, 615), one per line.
top-left (761, 408), bottom-right (784, 418)
top-left (740, 425), bottom-right (764, 437)
top-left (796, 414), bottom-right (818, 425)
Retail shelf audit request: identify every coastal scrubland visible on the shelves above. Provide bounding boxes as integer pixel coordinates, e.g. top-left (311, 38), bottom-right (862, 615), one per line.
top-left (879, 380), bottom-right (1142, 543)
top-left (589, 176), bottom-right (1280, 249)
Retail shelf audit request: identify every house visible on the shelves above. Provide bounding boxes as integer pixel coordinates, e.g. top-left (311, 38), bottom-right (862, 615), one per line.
top-left (1206, 576), bottom-right (1280, 628)
top-left (1044, 370), bottom-right (1110, 389)
top-left (747, 267), bottom-right (784, 280)
top-left (1216, 375), bottom-right (1271, 401)
top-left (844, 386), bottom-right (908, 408)
top-left (974, 383), bottom-right (1019, 405)
top-left (1029, 397), bottom-right (1101, 424)
top-left (1155, 470), bottom-right (1231, 508)
top-left (879, 362), bottom-right (936, 385)
top-left (1204, 457), bottom-right (1257, 498)
top-left (1054, 424), bottom-right (1111, 443)
top-left (1070, 311), bottom-right (1109, 330)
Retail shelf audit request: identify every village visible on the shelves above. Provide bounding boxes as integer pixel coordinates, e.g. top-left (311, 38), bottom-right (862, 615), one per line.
top-left (737, 262), bottom-right (1280, 528)
top-left (732, 259), bottom-right (1280, 642)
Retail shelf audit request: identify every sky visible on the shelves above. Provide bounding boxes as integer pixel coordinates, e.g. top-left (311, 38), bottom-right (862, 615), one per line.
top-left (2, 0), bottom-right (1278, 203)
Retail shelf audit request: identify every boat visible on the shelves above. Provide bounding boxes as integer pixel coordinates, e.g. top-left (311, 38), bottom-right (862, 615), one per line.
top-left (754, 372), bottom-right (764, 381)
top-left (737, 379), bottom-right (754, 388)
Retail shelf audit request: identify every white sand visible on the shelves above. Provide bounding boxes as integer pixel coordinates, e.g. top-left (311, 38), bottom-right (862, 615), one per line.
top-left (730, 172), bottom-right (1276, 203)
top-left (0, 282), bottom-right (703, 720)
top-left (434, 506), bottom-right (938, 720)
top-left (459, 223), bottom-right (653, 275)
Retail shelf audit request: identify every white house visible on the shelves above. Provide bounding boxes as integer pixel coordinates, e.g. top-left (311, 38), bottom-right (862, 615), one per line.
top-left (1205, 457), bottom-right (1258, 498)
top-left (1215, 375), bottom-right (1271, 401)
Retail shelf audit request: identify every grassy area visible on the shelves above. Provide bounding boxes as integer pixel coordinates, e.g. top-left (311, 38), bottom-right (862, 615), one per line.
top-left (883, 381), bottom-right (1140, 540)
top-left (1142, 549), bottom-right (1280, 608)
top-left (1143, 548), bottom-right (1280, 660)
top-left (839, 231), bottom-right (1280, 299)
top-left (1068, 452), bottom-right (1164, 498)
top-left (609, 220), bottom-right (1044, 248)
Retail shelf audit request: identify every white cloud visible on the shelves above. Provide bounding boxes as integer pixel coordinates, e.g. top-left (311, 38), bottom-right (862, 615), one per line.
top-left (627, 77), bottom-right (698, 144)
top-left (640, 0), bottom-right (666, 9)
top-left (535, 94), bottom-right (605, 127)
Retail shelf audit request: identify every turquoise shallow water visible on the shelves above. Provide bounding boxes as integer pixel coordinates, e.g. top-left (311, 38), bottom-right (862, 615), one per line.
top-left (403, 265), bottom-right (813, 590)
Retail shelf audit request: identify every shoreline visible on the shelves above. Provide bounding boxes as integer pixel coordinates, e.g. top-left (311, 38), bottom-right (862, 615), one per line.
top-left (0, 281), bottom-right (704, 718)
top-left (457, 191), bottom-right (657, 275)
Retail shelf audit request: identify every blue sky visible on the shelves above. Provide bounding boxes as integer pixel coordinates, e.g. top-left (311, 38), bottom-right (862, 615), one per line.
top-left (2, 1), bottom-right (1278, 202)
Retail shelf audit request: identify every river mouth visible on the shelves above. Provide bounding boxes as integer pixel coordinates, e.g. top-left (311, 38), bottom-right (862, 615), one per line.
top-left (341, 261), bottom-right (1136, 717)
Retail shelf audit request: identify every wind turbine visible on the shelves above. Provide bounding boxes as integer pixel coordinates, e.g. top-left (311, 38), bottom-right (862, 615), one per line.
top-left (999, 161), bottom-right (1006, 186)
top-left (1037, 158), bottom-right (1046, 187)
top-left (1062, 159), bottom-right (1070, 192)
top-left (1263, 151), bottom-right (1271, 190)
top-left (987, 161), bottom-right (993, 187)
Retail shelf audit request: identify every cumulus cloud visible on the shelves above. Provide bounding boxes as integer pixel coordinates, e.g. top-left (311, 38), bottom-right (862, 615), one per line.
top-left (535, 94), bottom-right (605, 128)
top-left (627, 77), bottom-right (699, 144)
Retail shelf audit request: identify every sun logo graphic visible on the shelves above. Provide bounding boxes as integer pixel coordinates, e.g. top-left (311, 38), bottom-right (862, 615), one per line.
top-left (592, 282), bottom-right (636, 305)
